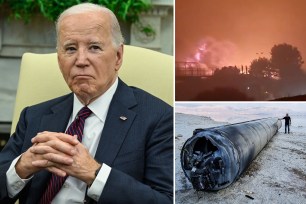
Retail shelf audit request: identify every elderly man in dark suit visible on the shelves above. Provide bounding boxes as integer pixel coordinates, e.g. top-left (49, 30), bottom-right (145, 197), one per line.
top-left (0, 3), bottom-right (173, 204)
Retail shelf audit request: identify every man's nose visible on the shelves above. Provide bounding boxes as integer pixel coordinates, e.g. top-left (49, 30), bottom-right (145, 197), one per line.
top-left (75, 48), bottom-right (89, 67)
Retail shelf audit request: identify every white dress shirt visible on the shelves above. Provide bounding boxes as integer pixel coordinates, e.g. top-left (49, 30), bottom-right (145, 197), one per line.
top-left (6, 78), bottom-right (118, 203)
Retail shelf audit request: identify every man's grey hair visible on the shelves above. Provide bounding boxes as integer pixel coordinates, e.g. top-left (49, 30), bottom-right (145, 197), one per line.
top-left (56, 3), bottom-right (124, 48)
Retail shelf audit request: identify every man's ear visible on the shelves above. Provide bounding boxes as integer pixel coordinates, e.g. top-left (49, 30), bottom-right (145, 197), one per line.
top-left (57, 52), bottom-right (64, 75)
top-left (115, 44), bottom-right (124, 71)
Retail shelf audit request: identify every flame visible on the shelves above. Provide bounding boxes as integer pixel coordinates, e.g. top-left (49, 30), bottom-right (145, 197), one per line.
top-left (185, 37), bottom-right (239, 70)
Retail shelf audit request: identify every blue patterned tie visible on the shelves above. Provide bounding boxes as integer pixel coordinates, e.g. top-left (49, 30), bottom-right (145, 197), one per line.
top-left (39, 106), bottom-right (92, 204)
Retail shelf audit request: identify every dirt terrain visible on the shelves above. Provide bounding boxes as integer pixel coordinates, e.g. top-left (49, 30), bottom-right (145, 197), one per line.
top-left (175, 113), bottom-right (306, 204)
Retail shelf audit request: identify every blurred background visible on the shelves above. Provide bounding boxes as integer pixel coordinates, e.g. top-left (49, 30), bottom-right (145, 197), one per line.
top-left (0, 0), bottom-right (173, 150)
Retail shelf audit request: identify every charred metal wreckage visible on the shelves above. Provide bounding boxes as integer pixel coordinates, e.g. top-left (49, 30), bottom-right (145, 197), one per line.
top-left (181, 118), bottom-right (281, 191)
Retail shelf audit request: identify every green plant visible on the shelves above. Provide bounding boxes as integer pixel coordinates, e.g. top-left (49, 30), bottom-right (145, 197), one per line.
top-left (134, 21), bottom-right (156, 38)
top-left (0, 0), bottom-right (151, 24)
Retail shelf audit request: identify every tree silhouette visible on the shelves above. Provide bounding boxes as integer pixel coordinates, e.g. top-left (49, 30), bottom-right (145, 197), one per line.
top-left (270, 43), bottom-right (304, 79)
top-left (249, 57), bottom-right (275, 78)
top-left (213, 66), bottom-right (240, 78)
top-left (270, 43), bottom-right (306, 98)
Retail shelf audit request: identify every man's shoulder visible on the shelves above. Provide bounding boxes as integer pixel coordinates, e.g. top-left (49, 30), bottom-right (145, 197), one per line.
top-left (129, 86), bottom-right (172, 109)
top-left (27, 93), bottom-right (73, 112)
top-left (116, 79), bottom-right (172, 110)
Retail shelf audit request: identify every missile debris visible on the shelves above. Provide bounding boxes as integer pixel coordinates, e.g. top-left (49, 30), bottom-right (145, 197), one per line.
top-left (181, 118), bottom-right (281, 191)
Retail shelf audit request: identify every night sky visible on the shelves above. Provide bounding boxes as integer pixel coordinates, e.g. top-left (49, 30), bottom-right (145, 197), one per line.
top-left (176, 0), bottom-right (306, 71)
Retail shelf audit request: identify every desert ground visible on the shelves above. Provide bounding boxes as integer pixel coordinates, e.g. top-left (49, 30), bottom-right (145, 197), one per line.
top-left (175, 112), bottom-right (306, 204)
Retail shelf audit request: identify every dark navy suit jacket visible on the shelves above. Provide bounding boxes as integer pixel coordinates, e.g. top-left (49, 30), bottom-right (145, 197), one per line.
top-left (0, 79), bottom-right (173, 204)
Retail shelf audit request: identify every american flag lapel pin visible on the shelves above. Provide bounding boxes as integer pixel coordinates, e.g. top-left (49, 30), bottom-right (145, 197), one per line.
top-left (120, 116), bottom-right (127, 121)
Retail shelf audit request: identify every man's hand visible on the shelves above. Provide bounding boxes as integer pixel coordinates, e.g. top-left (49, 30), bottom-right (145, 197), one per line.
top-left (15, 132), bottom-right (77, 179)
top-left (54, 142), bottom-right (101, 186)
top-left (30, 131), bottom-right (101, 185)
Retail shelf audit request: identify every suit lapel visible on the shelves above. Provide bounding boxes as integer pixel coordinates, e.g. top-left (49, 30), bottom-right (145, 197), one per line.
top-left (95, 79), bottom-right (137, 166)
top-left (39, 94), bottom-right (73, 133)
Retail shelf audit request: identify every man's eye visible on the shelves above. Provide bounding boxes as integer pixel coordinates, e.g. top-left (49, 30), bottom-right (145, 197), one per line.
top-left (90, 45), bottom-right (101, 50)
top-left (65, 47), bottom-right (76, 52)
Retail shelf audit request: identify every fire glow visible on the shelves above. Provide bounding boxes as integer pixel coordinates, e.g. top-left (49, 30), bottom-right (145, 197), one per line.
top-left (186, 37), bottom-right (240, 71)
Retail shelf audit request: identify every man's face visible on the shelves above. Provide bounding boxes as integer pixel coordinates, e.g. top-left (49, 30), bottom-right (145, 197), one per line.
top-left (57, 12), bottom-right (123, 104)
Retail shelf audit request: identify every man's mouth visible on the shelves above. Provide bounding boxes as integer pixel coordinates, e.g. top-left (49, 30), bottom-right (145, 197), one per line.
top-left (73, 75), bottom-right (92, 79)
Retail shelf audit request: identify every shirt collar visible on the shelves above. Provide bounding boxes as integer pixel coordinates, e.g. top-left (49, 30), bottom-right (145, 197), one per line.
top-left (72, 78), bottom-right (118, 123)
